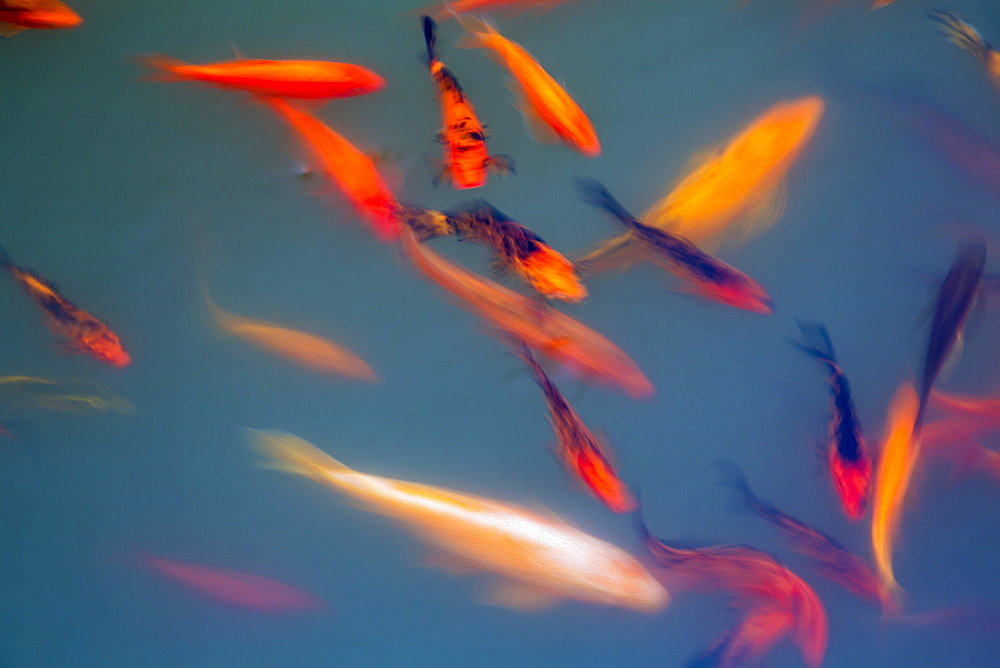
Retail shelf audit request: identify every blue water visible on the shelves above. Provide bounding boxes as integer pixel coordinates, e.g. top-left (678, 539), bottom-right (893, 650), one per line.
top-left (3, 0), bottom-right (1000, 665)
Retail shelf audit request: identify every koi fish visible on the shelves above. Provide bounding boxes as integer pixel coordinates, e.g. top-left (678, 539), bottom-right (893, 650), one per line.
top-left (266, 97), bottom-right (401, 241)
top-left (0, 376), bottom-right (132, 414)
top-left (636, 513), bottom-right (827, 667)
top-left (870, 382), bottom-right (921, 596)
top-left (723, 462), bottom-right (897, 612)
top-left (429, 0), bottom-right (573, 18)
top-left (456, 16), bottom-right (599, 156)
top-left (204, 287), bottom-right (377, 381)
top-left (917, 238), bottom-right (985, 425)
top-left (0, 243), bottom-right (129, 367)
top-left (251, 430), bottom-right (668, 612)
top-left (140, 552), bottom-right (325, 612)
top-left (577, 179), bottom-right (773, 314)
top-left (791, 321), bottom-right (871, 521)
top-left (137, 54), bottom-right (384, 100)
top-left (399, 226), bottom-right (652, 397)
top-left (403, 201), bottom-right (586, 302)
top-left (422, 17), bottom-right (513, 189)
top-left (515, 344), bottom-right (634, 512)
top-left (0, 0), bottom-right (81, 36)
top-left (928, 10), bottom-right (1000, 85)
top-left (580, 96), bottom-right (823, 267)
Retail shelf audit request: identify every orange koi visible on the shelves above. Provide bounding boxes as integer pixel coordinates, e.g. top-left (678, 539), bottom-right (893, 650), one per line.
top-left (0, 243), bottom-right (129, 367)
top-left (637, 513), bottom-right (828, 667)
top-left (399, 226), bottom-right (652, 397)
top-left (137, 54), bottom-right (384, 100)
top-left (456, 16), bottom-right (599, 156)
top-left (870, 382), bottom-right (921, 597)
top-left (516, 345), bottom-right (635, 512)
top-left (929, 10), bottom-right (1000, 85)
top-left (266, 97), bottom-right (401, 241)
top-left (140, 552), bottom-right (325, 612)
top-left (0, 0), bottom-right (81, 36)
top-left (429, 0), bottom-right (573, 18)
top-left (422, 17), bottom-right (513, 189)
top-left (252, 430), bottom-right (668, 612)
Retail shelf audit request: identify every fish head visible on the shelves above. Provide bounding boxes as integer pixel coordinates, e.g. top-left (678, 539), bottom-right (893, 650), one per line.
top-left (353, 69), bottom-right (386, 96)
top-left (519, 246), bottom-right (588, 303)
top-left (830, 453), bottom-right (871, 522)
top-left (88, 335), bottom-right (131, 368)
top-left (582, 553), bottom-right (669, 612)
top-left (699, 275), bottom-right (773, 315)
top-left (26, 8), bottom-right (83, 29)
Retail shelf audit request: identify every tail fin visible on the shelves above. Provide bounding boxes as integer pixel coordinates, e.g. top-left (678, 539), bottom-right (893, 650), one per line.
top-left (928, 10), bottom-right (993, 66)
top-left (0, 240), bottom-right (12, 269)
top-left (575, 178), bottom-right (641, 229)
top-left (132, 54), bottom-right (189, 81)
top-left (422, 16), bottom-right (438, 63)
top-left (247, 429), bottom-right (352, 483)
top-left (454, 14), bottom-right (500, 50)
top-left (789, 319), bottom-right (838, 366)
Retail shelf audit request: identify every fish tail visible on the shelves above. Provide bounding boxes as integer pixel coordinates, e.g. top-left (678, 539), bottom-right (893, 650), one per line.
top-left (928, 10), bottom-right (994, 66)
top-left (454, 13), bottom-right (499, 50)
top-left (790, 319), bottom-right (838, 367)
top-left (0, 240), bottom-right (12, 270)
top-left (575, 178), bottom-right (641, 230)
top-left (247, 429), bottom-right (353, 483)
top-left (422, 16), bottom-right (438, 64)
top-left (132, 53), bottom-right (189, 81)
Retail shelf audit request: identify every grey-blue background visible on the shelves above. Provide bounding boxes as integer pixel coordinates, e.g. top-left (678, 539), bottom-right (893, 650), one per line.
top-left (2, 0), bottom-right (1000, 665)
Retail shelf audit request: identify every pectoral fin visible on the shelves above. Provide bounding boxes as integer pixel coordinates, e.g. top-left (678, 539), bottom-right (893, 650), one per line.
top-left (423, 550), bottom-right (480, 575)
top-left (732, 179), bottom-right (787, 247)
top-left (0, 22), bottom-right (25, 38)
top-left (483, 580), bottom-right (560, 612)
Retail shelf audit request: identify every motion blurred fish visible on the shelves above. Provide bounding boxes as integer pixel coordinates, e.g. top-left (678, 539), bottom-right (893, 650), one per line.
top-left (929, 10), bottom-right (1000, 85)
top-left (422, 17), bottom-right (513, 189)
top-left (791, 321), bottom-right (871, 521)
top-left (916, 238), bottom-right (985, 425)
top-left (637, 513), bottom-right (827, 667)
top-left (204, 288), bottom-right (377, 381)
top-left (399, 226), bottom-right (651, 397)
top-left (0, 376), bottom-right (131, 415)
top-left (402, 201), bottom-right (586, 302)
top-left (137, 54), bottom-right (384, 100)
top-left (266, 97), bottom-right (401, 241)
top-left (0, 0), bottom-right (81, 36)
top-left (429, 0), bottom-right (573, 18)
top-left (456, 16), bottom-right (600, 156)
top-left (577, 179), bottom-right (773, 314)
top-left (140, 552), bottom-right (325, 612)
top-left (724, 463), bottom-right (898, 613)
top-left (580, 96), bottom-right (823, 267)
top-left (516, 344), bottom-right (635, 513)
top-left (251, 430), bottom-right (668, 612)
top-left (0, 243), bottom-right (129, 367)
top-left (870, 382), bottom-right (921, 596)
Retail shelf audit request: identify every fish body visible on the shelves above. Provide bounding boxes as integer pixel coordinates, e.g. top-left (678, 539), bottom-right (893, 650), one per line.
top-left (517, 346), bottom-right (634, 512)
top-left (204, 289), bottom-right (377, 381)
top-left (141, 553), bottom-right (324, 612)
top-left (399, 226), bottom-right (651, 398)
top-left (791, 321), bottom-right (871, 520)
top-left (577, 179), bottom-right (773, 314)
top-left (457, 17), bottom-right (599, 156)
top-left (0, 0), bottom-right (81, 34)
top-left (0, 245), bottom-right (129, 367)
top-left (137, 55), bottom-right (385, 99)
top-left (0, 376), bottom-right (131, 414)
top-left (929, 10), bottom-right (1000, 84)
top-left (918, 239), bottom-right (985, 425)
top-left (423, 17), bottom-right (513, 189)
top-left (252, 430), bottom-right (668, 612)
top-left (266, 98), bottom-right (400, 241)
top-left (637, 515), bottom-right (827, 668)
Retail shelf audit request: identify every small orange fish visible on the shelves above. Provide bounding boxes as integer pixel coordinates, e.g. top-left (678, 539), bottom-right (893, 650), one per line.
top-left (266, 97), bottom-right (401, 242)
top-left (456, 16), bottom-right (600, 156)
top-left (400, 226), bottom-right (651, 398)
top-left (422, 17), bottom-right (513, 189)
top-left (429, 0), bottom-right (573, 18)
top-left (0, 243), bottom-right (129, 367)
top-left (0, 0), bottom-right (81, 36)
top-left (516, 344), bottom-right (635, 512)
top-left (137, 54), bottom-right (384, 100)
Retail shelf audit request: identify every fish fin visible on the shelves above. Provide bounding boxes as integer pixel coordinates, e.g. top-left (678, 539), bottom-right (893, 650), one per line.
top-left (229, 39), bottom-right (245, 60)
top-left (938, 330), bottom-right (965, 381)
top-left (732, 179), bottom-right (787, 247)
top-left (427, 155), bottom-right (451, 187)
top-left (52, 340), bottom-right (84, 356)
top-left (0, 22), bottom-right (25, 38)
top-left (423, 549), bottom-right (480, 575)
top-left (247, 430), bottom-right (353, 483)
top-left (574, 235), bottom-right (644, 276)
top-left (132, 54), bottom-right (189, 81)
top-left (453, 14), bottom-right (499, 50)
top-left (486, 154), bottom-right (515, 177)
top-left (927, 10), bottom-right (993, 66)
top-left (482, 581), bottom-right (559, 612)
top-left (515, 93), bottom-right (560, 145)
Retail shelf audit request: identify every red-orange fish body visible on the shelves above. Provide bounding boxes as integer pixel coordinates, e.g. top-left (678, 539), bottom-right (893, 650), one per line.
top-left (1, 249), bottom-right (129, 367)
top-left (0, 0), bottom-right (81, 31)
